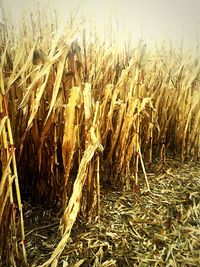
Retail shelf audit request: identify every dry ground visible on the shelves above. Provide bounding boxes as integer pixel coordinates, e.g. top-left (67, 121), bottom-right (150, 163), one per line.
top-left (24, 158), bottom-right (200, 267)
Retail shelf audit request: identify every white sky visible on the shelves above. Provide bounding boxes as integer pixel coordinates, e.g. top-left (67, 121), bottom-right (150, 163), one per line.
top-left (0, 0), bottom-right (200, 48)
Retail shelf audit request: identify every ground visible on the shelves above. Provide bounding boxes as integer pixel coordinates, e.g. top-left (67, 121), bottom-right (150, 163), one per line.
top-left (24, 158), bottom-right (200, 267)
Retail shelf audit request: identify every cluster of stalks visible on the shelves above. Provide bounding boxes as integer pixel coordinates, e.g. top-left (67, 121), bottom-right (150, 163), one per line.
top-left (0, 10), bottom-right (200, 266)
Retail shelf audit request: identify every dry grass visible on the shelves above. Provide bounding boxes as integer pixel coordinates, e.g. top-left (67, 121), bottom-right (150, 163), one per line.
top-left (0, 9), bottom-right (200, 267)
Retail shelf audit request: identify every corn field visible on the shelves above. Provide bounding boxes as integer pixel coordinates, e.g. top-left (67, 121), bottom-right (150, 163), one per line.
top-left (0, 9), bottom-right (200, 267)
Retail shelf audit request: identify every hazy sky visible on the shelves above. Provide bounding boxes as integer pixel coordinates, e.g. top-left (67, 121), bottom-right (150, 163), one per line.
top-left (0, 0), bottom-right (200, 47)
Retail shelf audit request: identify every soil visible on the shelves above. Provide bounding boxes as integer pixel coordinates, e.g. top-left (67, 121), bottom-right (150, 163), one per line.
top-left (23, 158), bottom-right (200, 267)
